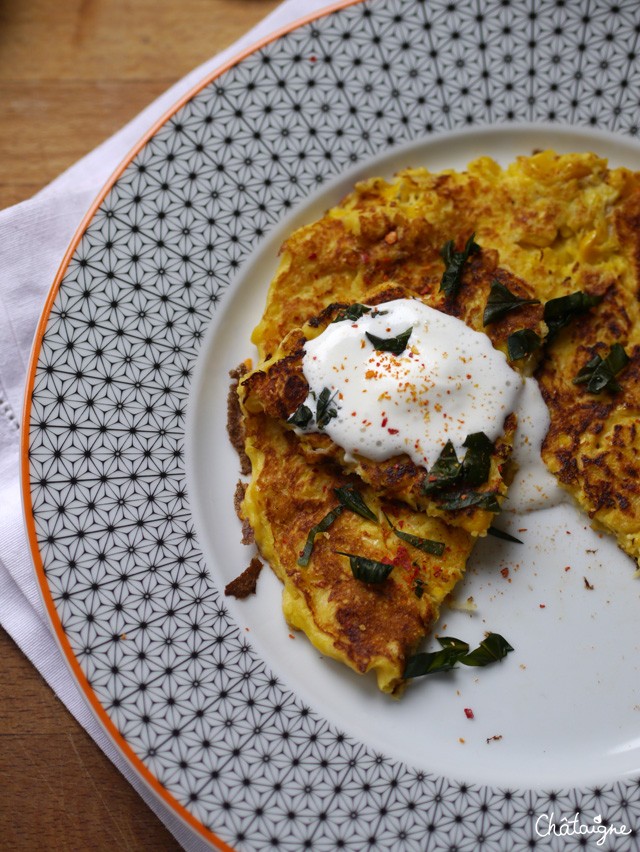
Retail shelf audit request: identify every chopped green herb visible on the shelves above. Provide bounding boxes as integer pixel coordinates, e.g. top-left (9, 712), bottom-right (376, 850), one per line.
top-left (333, 304), bottom-right (388, 323)
top-left (287, 403), bottom-right (313, 428)
top-left (383, 511), bottom-right (445, 556)
top-left (403, 647), bottom-right (463, 678)
top-left (572, 342), bottom-right (630, 394)
top-left (333, 303), bottom-right (371, 323)
top-left (297, 505), bottom-right (345, 567)
top-left (404, 632), bottom-right (513, 679)
top-left (366, 326), bottom-right (413, 355)
top-left (460, 633), bottom-right (514, 667)
top-left (289, 387), bottom-right (339, 431)
top-left (335, 485), bottom-right (378, 522)
top-left (393, 529), bottom-right (445, 557)
top-left (543, 290), bottom-right (602, 339)
top-left (422, 441), bottom-right (462, 494)
top-left (413, 577), bottom-right (425, 599)
top-left (483, 280), bottom-right (540, 326)
top-left (437, 636), bottom-right (470, 654)
top-left (440, 233), bottom-right (481, 298)
top-left (315, 387), bottom-right (339, 429)
top-left (437, 491), bottom-right (501, 512)
top-left (336, 551), bottom-right (394, 584)
top-left (422, 433), bottom-right (495, 501)
top-left (507, 328), bottom-right (542, 361)
top-left (460, 432), bottom-right (494, 487)
top-left (488, 526), bottom-right (523, 544)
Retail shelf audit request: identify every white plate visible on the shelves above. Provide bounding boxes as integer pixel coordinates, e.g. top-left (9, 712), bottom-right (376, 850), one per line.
top-left (25, 2), bottom-right (640, 849)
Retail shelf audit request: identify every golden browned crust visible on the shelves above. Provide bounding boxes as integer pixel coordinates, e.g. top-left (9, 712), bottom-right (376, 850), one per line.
top-left (538, 327), bottom-right (640, 542)
top-left (532, 179), bottom-right (640, 557)
top-left (242, 410), bottom-right (472, 691)
top-left (442, 248), bottom-right (545, 351)
top-left (233, 481), bottom-right (254, 545)
top-left (240, 331), bottom-right (308, 421)
top-left (228, 365), bottom-right (251, 475)
top-left (224, 557), bottom-right (264, 599)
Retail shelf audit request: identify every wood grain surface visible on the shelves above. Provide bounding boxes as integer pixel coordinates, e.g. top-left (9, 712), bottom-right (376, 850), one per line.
top-left (0, 1), bottom-right (280, 849)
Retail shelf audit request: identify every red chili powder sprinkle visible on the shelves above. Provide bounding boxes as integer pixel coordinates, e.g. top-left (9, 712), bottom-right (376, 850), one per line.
top-left (388, 427), bottom-right (399, 435)
top-left (392, 546), bottom-right (413, 572)
top-left (539, 604), bottom-right (546, 609)
top-left (464, 708), bottom-right (474, 720)
top-left (500, 567), bottom-right (509, 579)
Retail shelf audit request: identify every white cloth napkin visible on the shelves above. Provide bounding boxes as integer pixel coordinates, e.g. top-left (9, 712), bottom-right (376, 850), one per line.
top-left (0, 1), bottom-right (334, 848)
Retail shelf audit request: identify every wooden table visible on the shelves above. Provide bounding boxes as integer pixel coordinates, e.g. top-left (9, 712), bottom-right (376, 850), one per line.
top-left (0, 2), bottom-right (280, 848)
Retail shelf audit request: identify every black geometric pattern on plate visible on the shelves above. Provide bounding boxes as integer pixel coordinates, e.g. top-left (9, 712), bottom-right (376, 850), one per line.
top-left (27, 0), bottom-right (640, 848)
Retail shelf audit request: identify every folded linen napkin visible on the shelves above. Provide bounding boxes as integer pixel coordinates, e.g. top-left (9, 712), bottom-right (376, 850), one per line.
top-left (0, 1), bottom-right (334, 847)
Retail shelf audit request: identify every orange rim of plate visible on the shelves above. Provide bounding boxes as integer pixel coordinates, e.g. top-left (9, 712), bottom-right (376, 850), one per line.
top-left (20, 1), bottom-right (362, 847)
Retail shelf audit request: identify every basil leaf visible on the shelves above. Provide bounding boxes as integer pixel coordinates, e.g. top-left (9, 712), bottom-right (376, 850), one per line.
top-left (488, 526), bottom-right (523, 544)
top-left (366, 326), bottom-right (413, 355)
top-left (288, 403), bottom-right (313, 428)
top-left (460, 432), bottom-right (494, 487)
top-left (298, 505), bottom-right (345, 567)
top-left (483, 280), bottom-right (540, 326)
top-left (437, 636), bottom-right (470, 654)
top-left (573, 353), bottom-right (601, 382)
top-left (333, 303), bottom-right (371, 323)
top-left (383, 511), bottom-right (445, 556)
top-left (335, 485), bottom-right (378, 522)
top-left (332, 304), bottom-right (389, 323)
top-left (543, 290), bottom-right (602, 339)
top-left (423, 434), bottom-right (493, 497)
top-left (572, 342), bottom-right (630, 394)
top-left (404, 632), bottom-right (514, 679)
top-left (507, 328), bottom-right (542, 361)
top-left (460, 632), bottom-right (514, 667)
top-left (437, 491), bottom-right (501, 512)
top-left (600, 342), bottom-right (630, 387)
top-left (316, 387), bottom-right (339, 428)
top-left (440, 233), bottom-right (481, 298)
top-left (392, 528), bottom-right (446, 557)
top-left (422, 441), bottom-right (462, 494)
top-left (336, 551), bottom-right (394, 583)
top-left (403, 647), bottom-right (464, 678)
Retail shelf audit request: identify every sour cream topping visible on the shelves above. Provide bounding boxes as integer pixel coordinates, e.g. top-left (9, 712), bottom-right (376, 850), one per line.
top-left (506, 377), bottom-right (569, 513)
top-left (301, 298), bottom-right (524, 470)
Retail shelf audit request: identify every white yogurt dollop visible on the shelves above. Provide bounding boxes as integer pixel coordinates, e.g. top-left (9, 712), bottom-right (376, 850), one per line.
top-left (301, 299), bottom-right (524, 470)
top-left (505, 377), bottom-right (569, 513)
